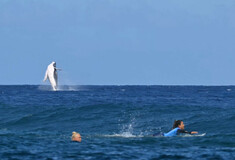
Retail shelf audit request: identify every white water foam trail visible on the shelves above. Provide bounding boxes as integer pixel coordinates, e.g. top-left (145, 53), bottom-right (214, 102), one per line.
top-left (38, 85), bottom-right (84, 91)
top-left (103, 133), bottom-right (144, 138)
top-left (104, 117), bottom-right (145, 138)
top-left (57, 85), bottom-right (80, 91)
top-left (103, 124), bottom-right (138, 138)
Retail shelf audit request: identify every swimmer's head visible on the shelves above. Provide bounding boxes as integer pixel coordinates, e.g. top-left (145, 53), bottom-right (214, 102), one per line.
top-left (173, 120), bottom-right (184, 130)
top-left (71, 131), bottom-right (81, 142)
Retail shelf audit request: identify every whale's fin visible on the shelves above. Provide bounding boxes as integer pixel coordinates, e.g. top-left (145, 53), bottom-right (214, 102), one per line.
top-left (43, 69), bottom-right (48, 82)
top-left (55, 68), bottom-right (62, 71)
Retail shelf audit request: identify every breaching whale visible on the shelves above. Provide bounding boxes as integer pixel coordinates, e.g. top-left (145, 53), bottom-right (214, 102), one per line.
top-left (43, 62), bottom-right (61, 91)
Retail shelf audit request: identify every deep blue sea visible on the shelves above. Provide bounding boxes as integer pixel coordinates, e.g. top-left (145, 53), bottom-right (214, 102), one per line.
top-left (0, 85), bottom-right (234, 160)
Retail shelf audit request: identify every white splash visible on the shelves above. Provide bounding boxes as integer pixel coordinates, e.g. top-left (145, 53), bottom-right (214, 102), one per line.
top-left (57, 85), bottom-right (80, 91)
top-left (103, 133), bottom-right (143, 138)
top-left (104, 118), bottom-right (144, 138)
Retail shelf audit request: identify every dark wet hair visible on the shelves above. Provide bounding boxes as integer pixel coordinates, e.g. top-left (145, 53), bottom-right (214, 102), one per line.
top-left (172, 120), bottom-right (183, 129)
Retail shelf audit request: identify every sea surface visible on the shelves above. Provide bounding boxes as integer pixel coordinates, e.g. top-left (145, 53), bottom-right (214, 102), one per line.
top-left (0, 85), bottom-right (234, 160)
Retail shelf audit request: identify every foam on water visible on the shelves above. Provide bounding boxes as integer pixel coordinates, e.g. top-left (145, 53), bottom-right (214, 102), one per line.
top-left (103, 133), bottom-right (143, 138)
top-left (57, 85), bottom-right (80, 91)
top-left (104, 120), bottom-right (145, 138)
top-left (38, 85), bottom-right (83, 91)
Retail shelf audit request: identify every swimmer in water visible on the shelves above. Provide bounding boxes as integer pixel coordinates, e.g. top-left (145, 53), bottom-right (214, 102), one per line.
top-left (71, 131), bottom-right (82, 142)
top-left (154, 120), bottom-right (198, 137)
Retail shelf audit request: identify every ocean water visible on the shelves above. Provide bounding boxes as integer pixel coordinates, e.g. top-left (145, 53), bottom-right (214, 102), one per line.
top-left (0, 85), bottom-right (234, 160)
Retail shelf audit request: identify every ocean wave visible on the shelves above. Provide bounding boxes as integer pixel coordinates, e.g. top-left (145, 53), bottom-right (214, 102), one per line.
top-left (1, 85), bottom-right (235, 160)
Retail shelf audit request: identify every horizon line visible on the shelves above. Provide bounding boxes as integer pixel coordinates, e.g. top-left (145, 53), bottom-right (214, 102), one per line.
top-left (0, 84), bottom-right (234, 87)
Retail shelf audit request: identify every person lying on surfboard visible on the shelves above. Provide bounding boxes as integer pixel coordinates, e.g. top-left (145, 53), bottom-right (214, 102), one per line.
top-left (154, 120), bottom-right (198, 137)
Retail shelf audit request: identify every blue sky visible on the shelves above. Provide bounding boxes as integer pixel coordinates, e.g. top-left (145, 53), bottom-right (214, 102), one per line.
top-left (0, 0), bottom-right (235, 85)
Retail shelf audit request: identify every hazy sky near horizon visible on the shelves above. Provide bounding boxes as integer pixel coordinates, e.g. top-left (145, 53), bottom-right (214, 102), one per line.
top-left (0, 0), bottom-right (235, 85)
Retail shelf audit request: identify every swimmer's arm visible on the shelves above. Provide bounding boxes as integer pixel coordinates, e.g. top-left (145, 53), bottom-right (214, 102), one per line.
top-left (178, 130), bottom-right (198, 134)
top-left (190, 131), bottom-right (198, 134)
top-left (177, 129), bottom-right (191, 134)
